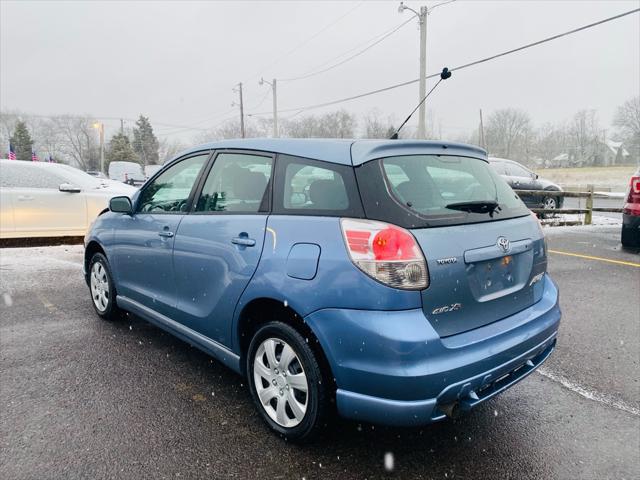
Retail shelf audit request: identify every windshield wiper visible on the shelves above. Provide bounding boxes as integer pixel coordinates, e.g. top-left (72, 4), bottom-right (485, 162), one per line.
top-left (445, 200), bottom-right (501, 217)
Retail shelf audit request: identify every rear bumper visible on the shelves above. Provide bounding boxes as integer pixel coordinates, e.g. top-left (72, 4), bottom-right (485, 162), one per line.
top-left (304, 275), bottom-right (561, 426)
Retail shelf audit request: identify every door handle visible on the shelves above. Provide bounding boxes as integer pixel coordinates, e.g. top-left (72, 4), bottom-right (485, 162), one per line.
top-left (231, 236), bottom-right (256, 247)
top-left (158, 231), bottom-right (174, 238)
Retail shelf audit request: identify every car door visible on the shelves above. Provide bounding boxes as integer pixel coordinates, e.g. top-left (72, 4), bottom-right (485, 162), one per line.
top-left (2, 162), bottom-right (87, 237)
top-left (112, 153), bottom-right (210, 317)
top-left (172, 151), bottom-right (274, 346)
top-left (504, 162), bottom-right (537, 206)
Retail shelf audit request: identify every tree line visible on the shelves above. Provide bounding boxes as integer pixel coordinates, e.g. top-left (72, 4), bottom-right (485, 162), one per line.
top-left (0, 113), bottom-right (172, 170)
top-left (2, 95), bottom-right (637, 170)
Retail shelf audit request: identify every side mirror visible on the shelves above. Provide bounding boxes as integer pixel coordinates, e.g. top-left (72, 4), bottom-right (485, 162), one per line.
top-left (109, 196), bottom-right (133, 214)
top-left (59, 183), bottom-right (81, 193)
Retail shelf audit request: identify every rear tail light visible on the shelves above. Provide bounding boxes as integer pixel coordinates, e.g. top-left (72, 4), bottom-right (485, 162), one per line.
top-left (340, 218), bottom-right (429, 290)
top-left (626, 176), bottom-right (640, 203)
top-left (624, 176), bottom-right (640, 216)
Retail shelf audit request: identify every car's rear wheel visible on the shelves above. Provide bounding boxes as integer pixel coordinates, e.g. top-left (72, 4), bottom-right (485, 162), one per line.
top-left (247, 322), bottom-right (328, 442)
top-left (89, 253), bottom-right (121, 320)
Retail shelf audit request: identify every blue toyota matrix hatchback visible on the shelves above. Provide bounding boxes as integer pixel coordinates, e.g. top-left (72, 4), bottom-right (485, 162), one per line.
top-left (84, 139), bottom-right (561, 441)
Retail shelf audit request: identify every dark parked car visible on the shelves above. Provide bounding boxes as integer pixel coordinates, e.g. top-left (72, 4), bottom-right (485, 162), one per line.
top-left (489, 157), bottom-right (564, 210)
top-left (621, 168), bottom-right (640, 248)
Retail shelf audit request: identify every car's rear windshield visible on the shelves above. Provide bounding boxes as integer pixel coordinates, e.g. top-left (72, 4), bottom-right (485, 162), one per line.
top-left (355, 154), bottom-right (530, 228)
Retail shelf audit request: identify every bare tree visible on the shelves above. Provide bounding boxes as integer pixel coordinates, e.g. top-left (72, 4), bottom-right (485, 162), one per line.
top-left (534, 123), bottom-right (569, 166)
top-left (158, 138), bottom-right (186, 164)
top-left (362, 109), bottom-right (395, 139)
top-left (282, 110), bottom-right (357, 138)
top-left (51, 115), bottom-right (99, 170)
top-left (613, 96), bottom-right (640, 163)
top-left (484, 108), bottom-right (533, 161)
top-left (568, 110), bottom-right (601, 166)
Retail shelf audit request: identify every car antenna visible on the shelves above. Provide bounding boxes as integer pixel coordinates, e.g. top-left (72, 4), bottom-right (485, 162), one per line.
top-left (390, 67), bottom-right (452, 140)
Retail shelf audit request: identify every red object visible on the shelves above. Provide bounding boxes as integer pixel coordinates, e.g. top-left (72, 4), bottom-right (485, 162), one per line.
top-left (372, 227), bottom-right (416, 260)
top-left (623, 175), bottom-right (640, 216)
top-left (345, 230), bottom-right (370, 254)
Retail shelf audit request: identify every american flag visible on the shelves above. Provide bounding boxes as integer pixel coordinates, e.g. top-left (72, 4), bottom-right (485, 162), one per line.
top-left (8, 143), bottom-right (16, 160)
top-left (31, 150), bottom-right (38, 162)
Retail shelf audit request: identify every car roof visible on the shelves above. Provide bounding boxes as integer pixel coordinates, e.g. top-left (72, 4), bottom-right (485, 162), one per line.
top-left (173, 139), bottom-right (487, 167)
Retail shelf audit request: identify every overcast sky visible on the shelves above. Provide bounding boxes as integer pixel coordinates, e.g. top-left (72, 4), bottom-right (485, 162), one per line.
top-left (1, 0), bottom-right (639, 142)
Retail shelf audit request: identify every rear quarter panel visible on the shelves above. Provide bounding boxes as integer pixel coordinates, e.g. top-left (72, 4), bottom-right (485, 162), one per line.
top-left (231, 215), bottom-right (422, 351)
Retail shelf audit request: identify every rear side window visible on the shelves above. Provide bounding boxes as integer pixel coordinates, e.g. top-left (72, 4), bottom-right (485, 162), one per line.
top-left (273, 155), bottom-right (364, 217)
top-left (356, 155), bottom-right (529, 228)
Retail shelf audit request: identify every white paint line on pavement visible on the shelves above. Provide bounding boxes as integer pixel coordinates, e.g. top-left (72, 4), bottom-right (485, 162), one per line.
top-left (537, 367), bottom-right (640, 417)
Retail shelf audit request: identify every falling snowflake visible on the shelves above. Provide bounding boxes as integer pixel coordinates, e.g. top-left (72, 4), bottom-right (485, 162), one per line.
top-left (384, 452), bottom-right (395, 472)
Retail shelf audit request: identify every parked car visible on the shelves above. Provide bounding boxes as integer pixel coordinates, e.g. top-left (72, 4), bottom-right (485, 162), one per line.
top-left (489, 157), bottom-right (564, 209)
top-left (108, 161), bottom-right (146, 185)
top-left (84, 139), bottom-right (560, 441)
top-left (621, 168), bottom-right (640, 248)
top-left (86, 170), bottom-right (107, 179)
top-left (0, 160), bottom-right (136, 239)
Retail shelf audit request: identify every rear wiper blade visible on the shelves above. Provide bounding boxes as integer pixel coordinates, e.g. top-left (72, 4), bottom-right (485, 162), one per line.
top-left (445, 200), bottom-right (501, 217)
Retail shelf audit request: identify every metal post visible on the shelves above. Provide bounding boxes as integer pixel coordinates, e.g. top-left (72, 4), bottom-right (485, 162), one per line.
top-left (99, 124), bottom-right (105, 174)
top-left (585, 184), bottom-right (594, 225)
top-left (417, 6), bottom-right (427, 139)
top-left (479, 109), bottom-right (486, 150)
top-left (238, 82), bottom-right (246, 138)
top-left (272, 78), bottom-right (278, 138)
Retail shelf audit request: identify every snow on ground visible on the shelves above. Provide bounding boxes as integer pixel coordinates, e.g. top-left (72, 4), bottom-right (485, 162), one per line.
top-left (541, 213), bottom-right (621, 229)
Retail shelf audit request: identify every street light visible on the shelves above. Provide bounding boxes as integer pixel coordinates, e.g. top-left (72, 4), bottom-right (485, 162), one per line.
top-left (259, 77), bottom-right (278, 138)
top-left (92, 122), bottom-right (105, 174)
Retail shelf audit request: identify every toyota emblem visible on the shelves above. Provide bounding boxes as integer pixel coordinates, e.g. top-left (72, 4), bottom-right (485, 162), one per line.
top-left (497, 236), bottom-right (511, 253)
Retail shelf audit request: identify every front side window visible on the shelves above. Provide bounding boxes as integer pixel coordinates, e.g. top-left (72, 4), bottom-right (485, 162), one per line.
top-left (195, 153), bottom-right (273, 213)
top-left (137, 154), bottom-right (208, 213)
top-left (505, 163), bottom-right (532, 177)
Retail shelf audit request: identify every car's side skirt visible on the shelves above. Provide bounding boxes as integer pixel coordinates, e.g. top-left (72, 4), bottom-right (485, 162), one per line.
top-left (117, 295), bottom-right (242, 374)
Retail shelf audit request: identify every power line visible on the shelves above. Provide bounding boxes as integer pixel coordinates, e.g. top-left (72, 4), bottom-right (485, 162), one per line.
top-left (242, 1), bottom-right (365, 84)
top-left (249, 7), bottom-right (640, 116)
top-left (281, 17), bottom-right (414, 82)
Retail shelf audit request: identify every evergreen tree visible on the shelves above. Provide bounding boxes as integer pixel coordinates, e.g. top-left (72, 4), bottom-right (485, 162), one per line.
top-left (106, 132), bottom-right (137, 165)
top-left (132, 115), bottom-right (159, 165)
top-left (10, 121), bottom-right (34, 161)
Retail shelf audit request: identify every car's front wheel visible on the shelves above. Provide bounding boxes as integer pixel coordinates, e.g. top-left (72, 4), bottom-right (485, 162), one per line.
top-left (88, 252), bottom-right (121, 321)
top-left (247, 322), bottom-right (329, 442)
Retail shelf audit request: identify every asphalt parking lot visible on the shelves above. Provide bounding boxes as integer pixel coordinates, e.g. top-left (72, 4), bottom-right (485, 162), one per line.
top-left (1, 226), bottom-right (638, 480)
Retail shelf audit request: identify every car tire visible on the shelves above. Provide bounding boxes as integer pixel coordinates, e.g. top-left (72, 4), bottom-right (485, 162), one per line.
top-left (88, 252), bottom-right (121, 321)
top-left (621, 225), bottom-right (639, 248)
top-left (247, 321), bottom-right (329, 442)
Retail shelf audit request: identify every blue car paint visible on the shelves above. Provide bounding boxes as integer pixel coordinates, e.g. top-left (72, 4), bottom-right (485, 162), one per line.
top-left (85, 138), bottom-right (561, 427)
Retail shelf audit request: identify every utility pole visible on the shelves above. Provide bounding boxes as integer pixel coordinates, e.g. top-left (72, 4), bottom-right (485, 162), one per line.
top-left (120, 118), bottom-right (124, 135)
top-left (399, 3), bottom-right (428, 139)
top-left (272, 78), bottom-right (278, 138)
top-left (236, 82), bottom-right (246, 138)
top-left (479, 109), bottom-right (486, 150)
top-left (259, 77), bottom-right (279, 138)
top-left (417, 6), bottom-right (427, 139)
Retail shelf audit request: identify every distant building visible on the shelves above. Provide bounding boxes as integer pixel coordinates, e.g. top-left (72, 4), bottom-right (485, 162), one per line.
top-left (547, 139), bottom-right (630, 168)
